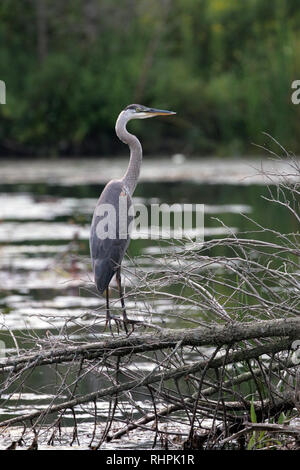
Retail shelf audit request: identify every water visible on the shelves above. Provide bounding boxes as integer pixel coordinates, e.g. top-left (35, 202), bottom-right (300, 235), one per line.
top-left (0, 157), bottom-right (296, 448)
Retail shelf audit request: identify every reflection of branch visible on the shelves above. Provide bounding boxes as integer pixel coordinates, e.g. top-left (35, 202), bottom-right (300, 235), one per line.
top-left (0, 337), bottom-right (293, 428)
top-left (109, 357), bottom-right (296, 441)
top-left (1, 154), bottom-right (299, 449)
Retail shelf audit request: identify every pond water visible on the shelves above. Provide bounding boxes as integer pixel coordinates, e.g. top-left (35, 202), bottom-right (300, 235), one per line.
top-left (0, 157), bottom-right (297, 448)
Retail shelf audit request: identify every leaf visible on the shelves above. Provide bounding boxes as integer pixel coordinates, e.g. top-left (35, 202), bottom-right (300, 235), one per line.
top-left (250, 397), bottom-right (257, 423)
top-left (278, 412), bottom-right (286, 425)
top-left (248, 432), bottom-right (256, 450)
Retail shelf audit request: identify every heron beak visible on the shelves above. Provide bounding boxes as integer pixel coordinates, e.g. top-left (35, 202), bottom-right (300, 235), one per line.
top-left (146, 107), bottom-right (176, 117)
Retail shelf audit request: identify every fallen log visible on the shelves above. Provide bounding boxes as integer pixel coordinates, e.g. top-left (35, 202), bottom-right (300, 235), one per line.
top-left (1, 316), bottom-right (299, 374)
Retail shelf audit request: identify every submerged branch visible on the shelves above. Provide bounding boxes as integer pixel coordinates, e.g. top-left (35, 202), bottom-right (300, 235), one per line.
top-left (0, 337), bottom-right (294, 428)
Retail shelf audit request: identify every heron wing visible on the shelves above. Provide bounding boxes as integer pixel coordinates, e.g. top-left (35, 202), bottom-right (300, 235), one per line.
top-left (89, 180), bottom-right (132, 293)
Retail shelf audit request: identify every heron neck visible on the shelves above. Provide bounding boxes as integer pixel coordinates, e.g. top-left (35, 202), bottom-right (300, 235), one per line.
top-left (116, 112), bottom-right (142, 195)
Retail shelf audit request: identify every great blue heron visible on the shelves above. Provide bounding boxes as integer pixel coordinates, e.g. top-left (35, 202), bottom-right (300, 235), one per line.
top-left (90, 104), bottom-right (176, 331)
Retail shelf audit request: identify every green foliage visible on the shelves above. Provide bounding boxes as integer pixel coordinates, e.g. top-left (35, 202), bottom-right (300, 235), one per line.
top-left (250, 397), bottom-right (257, 424)
top-left (0, 0), bottom-right (299, 156)
top-left (247, 401), bottom-right (293, 449)
top-left (248, 399), bottom-right (266, 450)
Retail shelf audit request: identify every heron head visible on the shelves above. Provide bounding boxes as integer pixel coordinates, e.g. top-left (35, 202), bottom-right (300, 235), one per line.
top-left (123, 104), bottom-right (176, 120)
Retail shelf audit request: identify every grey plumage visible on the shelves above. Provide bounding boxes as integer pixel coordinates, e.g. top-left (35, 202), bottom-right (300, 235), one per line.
top-left (90, 180), bottom-right (132, 294)
top-left (89, 103), bottom-right (175, 327)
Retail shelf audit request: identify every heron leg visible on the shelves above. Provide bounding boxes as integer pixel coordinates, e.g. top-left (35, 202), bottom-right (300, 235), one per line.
top-left (104, 288), bottom-right (119, 335)
top-left (105, 288), bottom-right (112, 333)
top-left (116, 267), bottom-right (129, 334)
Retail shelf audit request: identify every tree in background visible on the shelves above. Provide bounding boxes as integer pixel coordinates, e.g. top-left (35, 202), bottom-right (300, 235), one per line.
top-left (0, 0), bottom-right (299, 156)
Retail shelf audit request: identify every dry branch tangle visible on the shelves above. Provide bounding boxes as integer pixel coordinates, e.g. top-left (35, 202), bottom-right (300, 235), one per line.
top-left (0, 337), bottom-right (295, 428)
top-left (1, 317), bottom-right (300, 373)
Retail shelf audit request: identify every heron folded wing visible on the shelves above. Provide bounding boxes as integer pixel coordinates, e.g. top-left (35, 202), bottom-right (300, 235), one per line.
top-left (93, 258), bottom-right (115, 294)
top-left (89, 180), bottom-right (133, 294)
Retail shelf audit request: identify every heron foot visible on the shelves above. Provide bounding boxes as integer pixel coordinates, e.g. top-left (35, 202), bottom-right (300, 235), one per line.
top-left (104, 288), bottom-right (120, 335)
top-left (103, 288), bottom-right (136, 335)
top-left (105, 311), bottom-right (123, 335)
top-left (104, 311), bottom-right (134, 335)
top-left (105, 313), bottom-right (141, 336)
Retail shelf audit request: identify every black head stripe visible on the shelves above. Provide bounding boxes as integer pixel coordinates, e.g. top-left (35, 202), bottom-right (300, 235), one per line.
top-left (124, 104), bottom-right (145, 111)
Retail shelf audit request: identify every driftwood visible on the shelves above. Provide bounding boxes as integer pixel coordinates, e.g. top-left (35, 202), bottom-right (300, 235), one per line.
top-left (0, 336), bottom-right (296, 428)
top-left (1, 317), bottom-right (299, 374)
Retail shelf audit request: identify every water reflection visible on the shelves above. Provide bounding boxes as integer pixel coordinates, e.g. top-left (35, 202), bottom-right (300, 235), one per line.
top-left (0, 161), bottom-right (295, 439)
